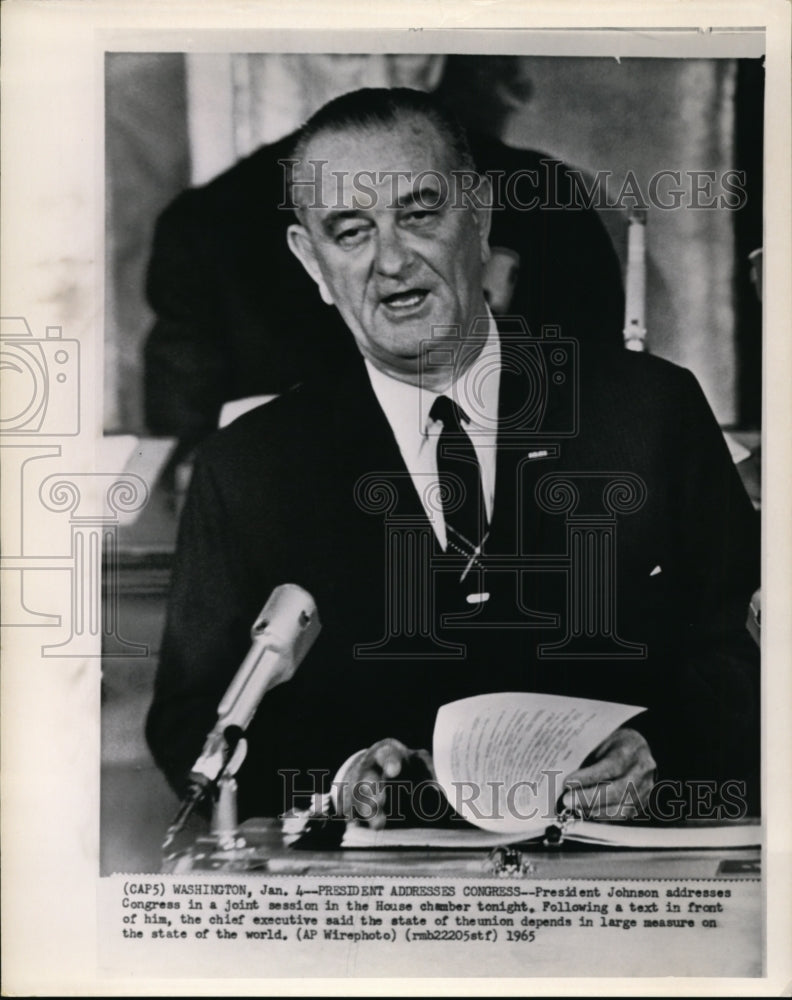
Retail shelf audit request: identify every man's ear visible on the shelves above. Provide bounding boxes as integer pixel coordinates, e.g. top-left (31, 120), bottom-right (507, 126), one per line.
top-left (287, 223), bottom-right (335, 306)
top-left (473, 174), bottom-right (493, 264)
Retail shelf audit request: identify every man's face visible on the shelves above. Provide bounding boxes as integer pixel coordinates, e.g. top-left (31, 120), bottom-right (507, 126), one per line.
top-left (287, 116), bottom-right (492, 387)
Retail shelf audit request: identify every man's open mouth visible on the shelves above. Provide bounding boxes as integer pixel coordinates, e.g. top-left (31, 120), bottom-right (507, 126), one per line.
top-left (380, 289), bottom-right (430, 312)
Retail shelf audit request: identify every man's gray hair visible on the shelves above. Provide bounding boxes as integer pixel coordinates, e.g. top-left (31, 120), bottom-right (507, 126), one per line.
top-left (285, 86), bottom-right (478, 210)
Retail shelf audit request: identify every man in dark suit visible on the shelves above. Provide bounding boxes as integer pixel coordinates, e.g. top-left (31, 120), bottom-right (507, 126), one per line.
top-left (143, 77), bottom-right (625, 455)
top-left (146, 89), bottom-right (759, 827)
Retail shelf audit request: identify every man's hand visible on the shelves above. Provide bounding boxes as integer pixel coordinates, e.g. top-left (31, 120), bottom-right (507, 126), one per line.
top-left (561, 727), bottom-right (657, 820)
top-left (334, 738), bottom-right (435, 830)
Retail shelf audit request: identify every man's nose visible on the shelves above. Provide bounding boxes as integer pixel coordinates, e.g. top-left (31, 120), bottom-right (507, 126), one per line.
top-left (374, 228), bottom-right (413, 278)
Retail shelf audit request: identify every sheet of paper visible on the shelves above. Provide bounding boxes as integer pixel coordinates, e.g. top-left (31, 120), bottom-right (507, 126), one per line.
top-left (566, 820), bottom-right (762, 849)
top-left (433, 692), bottom-right (644, 834)
top-left (294, 818), bottom-right (761, 852)
top-left (340, 823), bottom-right (517, 850)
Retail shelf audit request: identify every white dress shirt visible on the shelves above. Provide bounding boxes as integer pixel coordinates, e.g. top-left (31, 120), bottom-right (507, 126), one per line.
top-left (365, 314), bottom-right (501, 550)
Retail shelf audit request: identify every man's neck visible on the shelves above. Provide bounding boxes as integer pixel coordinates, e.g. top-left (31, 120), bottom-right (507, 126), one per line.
top-left (364, 309), bottom-right (500, 410)
top-left (367, 304), bottom-right (493, 393)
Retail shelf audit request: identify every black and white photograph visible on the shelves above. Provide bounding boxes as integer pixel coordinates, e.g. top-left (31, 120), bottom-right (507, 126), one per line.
top-left (2, 1), bottom-right (791, 994)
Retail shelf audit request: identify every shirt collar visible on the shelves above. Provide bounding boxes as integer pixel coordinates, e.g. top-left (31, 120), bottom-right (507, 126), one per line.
top-left (365, 310), bottom-right (501, 450)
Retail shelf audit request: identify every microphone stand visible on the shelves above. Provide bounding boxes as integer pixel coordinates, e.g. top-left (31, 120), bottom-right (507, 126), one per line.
top-left (162, 726), bottom-right (248, 858)
top-left (209, 732), bottom-right (248, 851)
top-left (160, 584), bottom-right (321, 865)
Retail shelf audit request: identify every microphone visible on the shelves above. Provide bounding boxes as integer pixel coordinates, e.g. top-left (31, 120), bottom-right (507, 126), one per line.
top-left (163, 584), bottom-right (321, 850)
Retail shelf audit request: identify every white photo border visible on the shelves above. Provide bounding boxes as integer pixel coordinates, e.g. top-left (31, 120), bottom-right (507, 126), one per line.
top-left (1, 0), bottom-right (790, 995)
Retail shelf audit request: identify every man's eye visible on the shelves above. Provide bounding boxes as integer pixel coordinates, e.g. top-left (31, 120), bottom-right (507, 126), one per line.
top-left (402, 209), bottom-right (439, 226)
top-left (335, 225), bottom-right (370, 247)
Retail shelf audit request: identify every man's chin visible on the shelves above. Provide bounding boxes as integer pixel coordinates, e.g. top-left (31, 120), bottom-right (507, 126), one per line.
top-left (378, 311), bottom-right (464, 348)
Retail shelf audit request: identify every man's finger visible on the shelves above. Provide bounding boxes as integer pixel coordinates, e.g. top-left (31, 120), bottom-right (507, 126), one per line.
top-left (564, 752), bottom-right (631, 788)
top-left (560, 729), bottom-right (656, 819)
top-left (372, 741), bottom-right (409, 778)
top-left (333, 739), bottom-right (432, 825)
top-left (564, 728), bottom-right (654, 789)
top-left (563, 771), bottom-right (655, 816)
top-left (561, 767), bottom-right (655, 817)
top-left (339, 740), bottom-right (410, 823)
top-left (348, 740), bottom-right (406, 784)
top-left (350, 773), bottom-right (386, 820)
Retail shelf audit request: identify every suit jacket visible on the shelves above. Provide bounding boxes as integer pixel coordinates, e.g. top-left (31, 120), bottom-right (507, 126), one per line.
top-left (146, 339), bottom-right (760, 820)
top-left (143, 131), bottom-right (625, 451)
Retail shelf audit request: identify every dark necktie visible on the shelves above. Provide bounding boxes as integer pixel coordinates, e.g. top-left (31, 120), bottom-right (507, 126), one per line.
top-left (429, 395), bottom-right (488, 566)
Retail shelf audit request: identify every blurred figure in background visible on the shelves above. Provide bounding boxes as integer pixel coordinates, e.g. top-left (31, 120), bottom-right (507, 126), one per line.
top-left (144, 53), bottom-right (625, 455)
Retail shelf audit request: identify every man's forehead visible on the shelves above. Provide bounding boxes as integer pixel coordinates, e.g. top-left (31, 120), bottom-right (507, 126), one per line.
top-left (293, 116), bottom-right (455, 208)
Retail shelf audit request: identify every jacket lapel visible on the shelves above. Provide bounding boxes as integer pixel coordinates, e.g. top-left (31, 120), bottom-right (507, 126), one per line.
top-left (489, 360), bottom-right (564, 554)
top-left (327, 356), bottom-right (432, 527)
